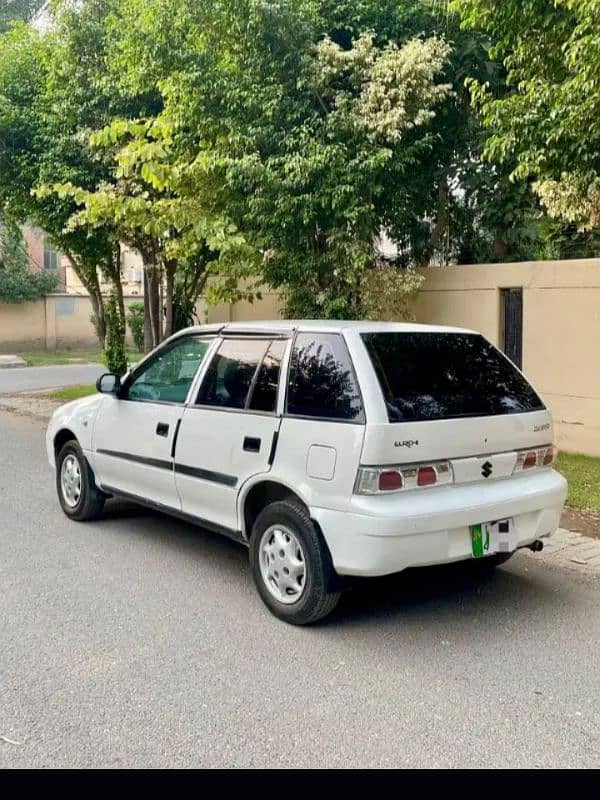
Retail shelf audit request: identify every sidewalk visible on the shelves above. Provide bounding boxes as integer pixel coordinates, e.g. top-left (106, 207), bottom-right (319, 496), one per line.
top-left (529, 528), bottom-right (600, 575)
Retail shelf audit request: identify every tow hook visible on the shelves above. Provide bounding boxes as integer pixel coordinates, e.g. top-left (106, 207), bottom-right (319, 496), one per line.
top-left (528, 540), bottom-right (544, 552)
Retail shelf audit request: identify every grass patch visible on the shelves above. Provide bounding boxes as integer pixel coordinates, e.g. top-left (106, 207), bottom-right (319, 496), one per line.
top-left (19, 348), bottom-right (144, 367)
top-left (46, 384), bottom-right (98, 401)
top-left (556, 452), bottom-right (600, 513)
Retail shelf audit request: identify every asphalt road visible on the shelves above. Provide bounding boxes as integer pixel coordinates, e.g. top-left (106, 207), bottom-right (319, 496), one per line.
top-left (0, 364), bottom-right (104, 395)
top-left (1, 411), bottom-right (599, 768)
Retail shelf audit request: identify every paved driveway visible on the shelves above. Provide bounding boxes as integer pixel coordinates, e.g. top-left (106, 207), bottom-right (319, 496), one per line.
top-left (1, 411), bottom-right (599, 768)
top-left (0, 364), bottom-right (104, 394)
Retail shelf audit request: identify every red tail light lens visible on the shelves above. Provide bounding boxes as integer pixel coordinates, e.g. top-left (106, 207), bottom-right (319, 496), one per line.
top-left (378, 470), bottom-right (403, 491)
top-left (355, 461), bottom-right (453, 494)
top-left (513, 445), bottom-right (557, 474)
top-left (543, 445), bottom-right (558, 466)
top-left (417, 466), bottom-right (437, 486)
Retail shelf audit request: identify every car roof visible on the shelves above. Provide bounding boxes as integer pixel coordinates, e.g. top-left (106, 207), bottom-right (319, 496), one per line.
top-left (174, 319), bottom-right (475, 336)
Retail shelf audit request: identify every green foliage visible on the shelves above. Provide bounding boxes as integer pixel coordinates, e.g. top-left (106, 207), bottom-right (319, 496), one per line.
top-left (454, 0), bottom-right (600, 231)
top-left (103, 293), bottom-right (128, 375)
top-left (362, 265), bottom-right (425, 321)
top-left (126, 301), bottom-right (145, 352)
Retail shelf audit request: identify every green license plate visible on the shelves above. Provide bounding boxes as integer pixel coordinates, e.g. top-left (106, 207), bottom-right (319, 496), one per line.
top-left (470, 519), bottom-right (516, 558)
top-left (470, 523), bottom-right (490, 558)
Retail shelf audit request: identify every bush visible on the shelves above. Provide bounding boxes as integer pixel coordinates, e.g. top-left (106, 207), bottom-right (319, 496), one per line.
top-left (103, 294), bottom-right (128, 375)
top-left (0, 264), bottom-right (57, 302)
top-left (126, 301), bottom-right (144, 352)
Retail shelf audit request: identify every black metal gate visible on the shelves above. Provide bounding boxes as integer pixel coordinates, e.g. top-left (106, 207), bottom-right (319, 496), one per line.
top-left (501, 288), bottom-right (523, 369)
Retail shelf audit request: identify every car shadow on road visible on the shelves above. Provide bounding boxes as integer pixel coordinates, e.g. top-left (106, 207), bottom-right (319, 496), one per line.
top-left (100, 497), bottom-right (561, 631)
top-left (328, 559), bottom-right (559, 632)
top-left (100, 496), bottom-right (250, 569)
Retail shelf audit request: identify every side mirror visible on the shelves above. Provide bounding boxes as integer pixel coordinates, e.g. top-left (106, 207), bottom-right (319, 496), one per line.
top-left (96, 373), bottom-right (121, 395)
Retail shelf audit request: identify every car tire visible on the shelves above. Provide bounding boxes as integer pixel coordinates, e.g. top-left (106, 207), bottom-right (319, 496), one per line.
top-left (249, 500), bottom-right (340, 625)
top-left (56, 440), bottom-right (105, 521)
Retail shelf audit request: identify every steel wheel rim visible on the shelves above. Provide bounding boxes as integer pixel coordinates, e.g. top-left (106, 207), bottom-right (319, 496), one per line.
top-left (259, 524), bottom-right (306, 605)
top-left (60, 454), bottom-right (82, 508)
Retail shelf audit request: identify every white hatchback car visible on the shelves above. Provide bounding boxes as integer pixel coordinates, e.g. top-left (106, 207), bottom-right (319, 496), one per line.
top-left (47, 321), bottom-right (567, 624)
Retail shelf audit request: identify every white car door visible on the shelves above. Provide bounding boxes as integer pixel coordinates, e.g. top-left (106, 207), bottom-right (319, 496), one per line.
top-left (92, 335), bottom-right (215, 508)
top-left (173, 335), bottom-right (288, 533)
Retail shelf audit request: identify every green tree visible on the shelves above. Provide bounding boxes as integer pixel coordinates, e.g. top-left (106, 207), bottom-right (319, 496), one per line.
top-left (0, 17), bottom-right (122, 346)
top-left (106, 0), bottom-right (455, 318)
top-left (454, 0), bottom-right (600, 231)
top-left (126, 301), bottom-right (144, 352)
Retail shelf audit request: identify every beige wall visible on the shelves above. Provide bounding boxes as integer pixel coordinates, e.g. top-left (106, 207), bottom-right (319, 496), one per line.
top-left (415, 259), bottom-right (600, 456)
top-left (0, 294), bottom-right (140, 352)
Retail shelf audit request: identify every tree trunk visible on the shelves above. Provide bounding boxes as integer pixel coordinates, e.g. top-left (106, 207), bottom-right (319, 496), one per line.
top-left (164, 261), bottom-right (175, 338)
top-left (114, 244), bottom-right (126, 326)
top-left (64, 251), bottom-right (106, 347)
top-left (143, 262), bottom-right (161, 350)
top-left (430, 179), bottom-right (449, 264)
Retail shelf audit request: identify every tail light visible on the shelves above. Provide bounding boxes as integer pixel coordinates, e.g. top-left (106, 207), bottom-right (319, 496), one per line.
top-left (355, 461), bottom-right (453, 494)
top-left (513, 445), bottom-right (557, 473)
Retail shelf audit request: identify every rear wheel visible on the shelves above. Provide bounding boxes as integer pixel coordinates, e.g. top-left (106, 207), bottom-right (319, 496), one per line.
top-left (56, 440), bottom-right (105, 521)
top-left (249, 500), bottom-right (340, 625)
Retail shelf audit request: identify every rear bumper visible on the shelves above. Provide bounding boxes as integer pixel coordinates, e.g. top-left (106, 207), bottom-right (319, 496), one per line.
top-left (311, 469), bottom-right (567, 577)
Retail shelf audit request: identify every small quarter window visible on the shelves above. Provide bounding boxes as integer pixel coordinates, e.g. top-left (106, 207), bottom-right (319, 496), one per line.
top-left (197, 338), bottom-right (269, 410)
top-left (248, 340), bottom-right (286, 413)
top-left (287, 333), bottom-right (363, 421)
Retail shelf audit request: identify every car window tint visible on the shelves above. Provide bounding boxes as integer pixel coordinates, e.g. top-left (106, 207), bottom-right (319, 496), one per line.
top-left (361, 332), bottom-right (545, 422)
top-left (127, 337), bottom-right (212, 404)
top-left (287, 333), bottom-right (363, 421)
top-left (248, 340), bottom-right (286, 413)
top-left (196, 338), bottom-right (268, 409)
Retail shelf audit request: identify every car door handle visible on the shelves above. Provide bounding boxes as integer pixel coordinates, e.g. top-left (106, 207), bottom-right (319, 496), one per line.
top-left (156, 422), bottom-right (170, 437)
top-left (243, 436), bottom-right (261, 453)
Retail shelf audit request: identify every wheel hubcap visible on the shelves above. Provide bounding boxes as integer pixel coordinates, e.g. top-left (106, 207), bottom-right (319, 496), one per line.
top-left (60, 454), bottom-right (82, 508)
top-left (259, 524), bottom-right (306, 604)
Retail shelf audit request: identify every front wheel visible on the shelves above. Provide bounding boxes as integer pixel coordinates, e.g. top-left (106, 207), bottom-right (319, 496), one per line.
top-left (56, 440), bottom-right (105, 521)
top-left (249, 500), bottom-right (340, 625)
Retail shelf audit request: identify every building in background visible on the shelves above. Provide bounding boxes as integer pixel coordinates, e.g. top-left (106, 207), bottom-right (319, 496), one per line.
top-left (21, 224), bottom-right (144, 297)
top-left (63, 246), bottom-right (144, 297)
top-left (22, 225), bottom-right (66, 291)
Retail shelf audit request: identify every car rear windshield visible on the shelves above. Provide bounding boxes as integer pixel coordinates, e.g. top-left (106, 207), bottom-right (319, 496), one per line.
top-left (361, 332), bottom-right (545, 422)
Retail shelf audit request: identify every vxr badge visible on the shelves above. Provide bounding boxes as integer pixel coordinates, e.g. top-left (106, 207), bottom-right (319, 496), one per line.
top-left (481, 460), bottom-right (493, 478)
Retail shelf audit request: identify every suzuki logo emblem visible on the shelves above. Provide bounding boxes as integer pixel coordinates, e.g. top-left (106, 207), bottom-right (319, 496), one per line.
top-left (481, 461), bottom-right (493, 478)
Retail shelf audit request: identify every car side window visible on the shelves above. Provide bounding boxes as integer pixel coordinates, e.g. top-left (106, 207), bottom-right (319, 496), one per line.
top-left (126, 337), bottom-right (212, 404)
top-left (196, 338), bottom-right (269, 410)
top-left (247, 339), bottom-right (286, 413)
top-left (286, 333), bottom-right (364, 421)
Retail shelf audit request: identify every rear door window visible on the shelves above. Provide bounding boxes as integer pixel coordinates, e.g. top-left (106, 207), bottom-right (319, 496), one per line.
top-left (196, 338), bottom-right (269, 410)
top-left (361, 332), bottom-right (544, 422)
top-left (286, 333), bottom-right (363, 421)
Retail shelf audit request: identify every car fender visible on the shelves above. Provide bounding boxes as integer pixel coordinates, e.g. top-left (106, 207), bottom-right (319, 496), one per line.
top-left (236, 470), bottom-right (313, 538)
top-left (46, 394), bottom-right (105, 469)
